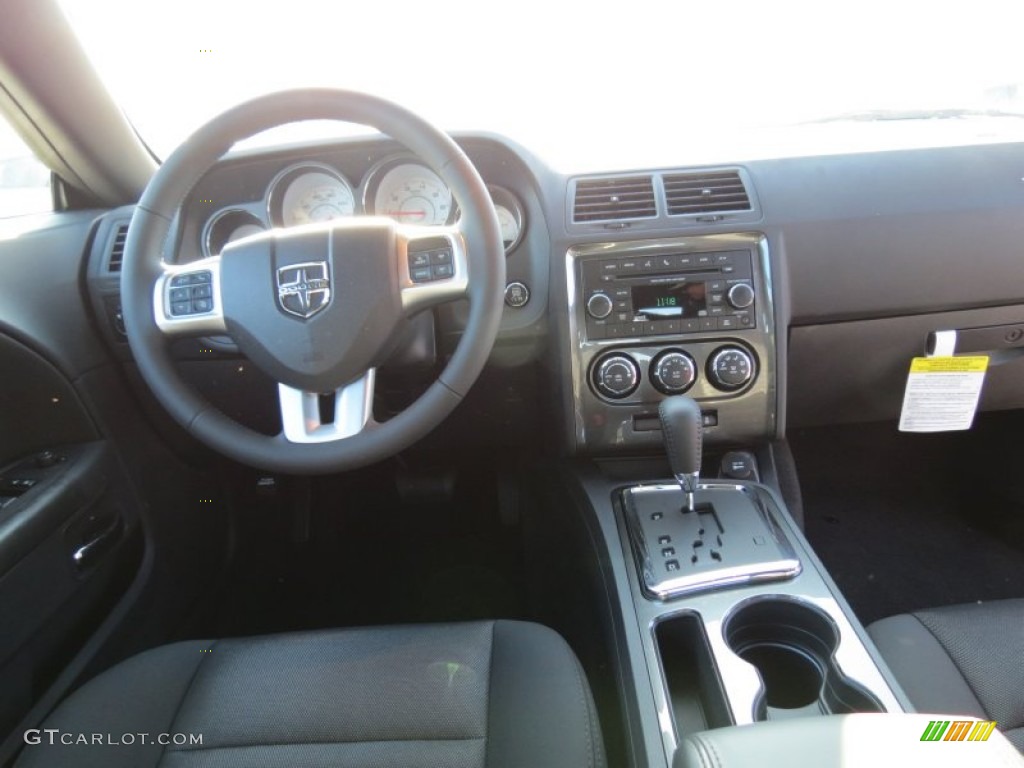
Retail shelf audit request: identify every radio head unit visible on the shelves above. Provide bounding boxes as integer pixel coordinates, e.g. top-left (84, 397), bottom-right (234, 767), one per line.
top-left (580, 249), bottom-right (756, 340)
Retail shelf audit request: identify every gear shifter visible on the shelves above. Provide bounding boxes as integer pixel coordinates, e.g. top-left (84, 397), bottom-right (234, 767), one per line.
top-left (659, 396), bottom-right (703, 512)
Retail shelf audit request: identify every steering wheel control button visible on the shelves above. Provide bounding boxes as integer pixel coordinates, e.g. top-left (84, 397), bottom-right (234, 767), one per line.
top-left (593, 353), bottom-right (641, 399)
top-left (707, 346), bottom-right (755, 391)
top-left (410, 266), bottom-right (433, 283)
top-left (504, 281), bottom-right (530, 308)
top-left (650, 350), bottom-right (697, 395)
top-left (166, 270), bottom-right (217, 317)
top-left (727, 282), bottom-right (755, 309)
top-left (587, 292), bottom-right (613, 319)
top-left (170, 270), bottom-right (212, 287)
top-left (408, 246), bottom-right (455, 283)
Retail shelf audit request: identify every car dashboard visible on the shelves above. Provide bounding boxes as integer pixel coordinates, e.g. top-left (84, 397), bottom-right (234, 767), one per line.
top-left (78, 131), bottom-right (1024, 459)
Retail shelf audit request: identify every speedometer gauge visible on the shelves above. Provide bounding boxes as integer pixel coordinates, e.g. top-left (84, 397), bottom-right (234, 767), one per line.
top-left (370, 162), bottom-right (453, 226)
top-left (268, 163), bottom-right (355, 228)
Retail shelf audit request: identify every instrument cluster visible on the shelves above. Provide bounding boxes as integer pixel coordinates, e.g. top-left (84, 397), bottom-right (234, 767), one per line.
top-left (200, 155), bottom-right (525, 258)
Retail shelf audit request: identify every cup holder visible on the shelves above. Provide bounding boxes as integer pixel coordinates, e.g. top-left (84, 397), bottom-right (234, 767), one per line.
top-left (724, 597), bottom-right (883, 720)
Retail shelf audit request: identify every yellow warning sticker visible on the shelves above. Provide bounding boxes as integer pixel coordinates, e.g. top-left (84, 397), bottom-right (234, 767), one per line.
top-left (909, 356), bottom-right (989, 374)
top-left (899, 356), bottom-right (989, 433)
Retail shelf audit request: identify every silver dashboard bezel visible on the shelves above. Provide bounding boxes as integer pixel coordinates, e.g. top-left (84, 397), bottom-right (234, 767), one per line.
top-left (565, 232), bottom-right (777, 452)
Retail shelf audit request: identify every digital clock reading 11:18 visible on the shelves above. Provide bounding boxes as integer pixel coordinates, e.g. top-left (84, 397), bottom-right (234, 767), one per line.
top-left (655, 297), bottom-right (678, 307)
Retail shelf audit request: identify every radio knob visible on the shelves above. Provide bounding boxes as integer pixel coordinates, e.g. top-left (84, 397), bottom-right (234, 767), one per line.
top-left (586, 292), bottom-right (613, 319)
top-left (651, 350), bottom-right (697, 395)
top-left (707, 346), bottom-right (755, 391)
top-left (594, 354), bottom-right (640, 399)
top-left (726, 282), bottom-right (755, 309)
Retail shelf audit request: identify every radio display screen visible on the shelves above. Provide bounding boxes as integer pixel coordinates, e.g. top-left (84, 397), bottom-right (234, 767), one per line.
top-left (631, 282), bottom-right (707, 318)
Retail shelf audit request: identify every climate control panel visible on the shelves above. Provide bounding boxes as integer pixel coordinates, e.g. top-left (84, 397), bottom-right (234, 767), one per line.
top-left (565, 233), bottom-right (776, 452)
top-left (590, 343), bottom-right (758, 402)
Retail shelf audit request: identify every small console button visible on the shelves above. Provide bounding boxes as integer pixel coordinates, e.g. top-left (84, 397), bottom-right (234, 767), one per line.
top-left (504, 281), bottom-right (530, 308)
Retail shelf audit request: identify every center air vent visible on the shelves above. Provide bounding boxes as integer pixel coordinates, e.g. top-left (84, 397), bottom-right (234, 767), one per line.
top-left (573, 176), bottom-right (656, 223)
top-left (663, 170), bottom-right (751, 216)
top-left (107, 224), bottom-right (129, 273)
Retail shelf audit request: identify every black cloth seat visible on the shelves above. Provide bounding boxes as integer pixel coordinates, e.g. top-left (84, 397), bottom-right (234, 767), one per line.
top-left (868, 598), bottom-right (1024, 751)
top-left (16, 620), bottom-right (605, 768)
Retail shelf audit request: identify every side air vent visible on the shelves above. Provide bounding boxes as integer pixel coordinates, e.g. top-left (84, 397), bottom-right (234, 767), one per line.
top-left (663, 170), bottom-right (751, 216)
top-left (573, 176), bottom-right (657, 223)
top-left (107, 224), bottom-right (129, 272)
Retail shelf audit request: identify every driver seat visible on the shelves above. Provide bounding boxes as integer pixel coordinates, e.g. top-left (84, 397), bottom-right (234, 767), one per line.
top-left (16, 620), bottom-right (606, 768)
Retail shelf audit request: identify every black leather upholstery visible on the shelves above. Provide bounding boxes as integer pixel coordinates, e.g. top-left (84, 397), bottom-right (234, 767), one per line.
top-left (868, 599), bottom-right (1024, 751)
top-left (16, 620), bottom-right (605, 768)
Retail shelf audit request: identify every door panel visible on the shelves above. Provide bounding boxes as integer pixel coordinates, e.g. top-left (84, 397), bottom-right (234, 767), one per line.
top-left (0, 213), bottom-right (142, 749)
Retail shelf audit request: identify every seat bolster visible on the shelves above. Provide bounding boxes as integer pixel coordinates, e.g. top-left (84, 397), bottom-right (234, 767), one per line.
top-left (16, 640), bottom-right (213, 768)
top-left (867, 615), bottom-right (986, 718)
top-left (485, 620), bottom-right (605, 768)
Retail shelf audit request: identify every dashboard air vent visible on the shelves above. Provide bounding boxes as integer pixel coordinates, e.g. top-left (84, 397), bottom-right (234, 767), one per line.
top-left (573, 176), bottom-right (656, 223)
top-left (663, 170), bottom-right (751, 215)
top-left (107, 224), bottom-right (129, 273)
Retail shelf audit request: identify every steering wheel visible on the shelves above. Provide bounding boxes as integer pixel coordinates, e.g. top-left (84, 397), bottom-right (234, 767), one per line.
top-left (121, 90), bottom-right (505, 473)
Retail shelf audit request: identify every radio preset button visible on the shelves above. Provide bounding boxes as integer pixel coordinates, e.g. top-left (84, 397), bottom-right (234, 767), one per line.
top-left (651, 350), bottom-right (697, 395)
top-left (727, 282), bottom-right (755, 309)
top-left (586, 293), bottom-right (613, 319)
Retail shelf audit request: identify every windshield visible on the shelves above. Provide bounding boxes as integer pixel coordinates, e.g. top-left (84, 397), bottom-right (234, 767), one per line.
top-left (59, 0), bottom-right (1024, 171)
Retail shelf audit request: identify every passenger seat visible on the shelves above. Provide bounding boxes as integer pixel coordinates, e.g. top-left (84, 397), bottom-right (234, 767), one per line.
top-left (868, 599), bottom-right (1024, 752)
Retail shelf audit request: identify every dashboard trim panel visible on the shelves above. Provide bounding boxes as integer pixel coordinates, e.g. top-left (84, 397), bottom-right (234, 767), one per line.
top-left (565, 233), bottom-right (777, 453)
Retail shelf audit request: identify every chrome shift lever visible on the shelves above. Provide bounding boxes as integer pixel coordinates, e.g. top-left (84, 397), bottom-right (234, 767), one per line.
top-left (658, 396), bottom-right (703, 511)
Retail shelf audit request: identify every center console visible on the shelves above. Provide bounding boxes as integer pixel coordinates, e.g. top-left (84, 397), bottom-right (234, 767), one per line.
top-left (551, 229), bottom-right (913, 767)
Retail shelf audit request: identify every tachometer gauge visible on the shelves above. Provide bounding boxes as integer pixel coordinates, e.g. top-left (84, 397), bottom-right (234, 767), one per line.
top-left (203, 209), bottom-right (266, 257)
top-left (268, 163), bottom-right (356, 228)
top-left (369, 162), bottom-right (453, 226)
top-left (488, 185), bottom-right (526, 254)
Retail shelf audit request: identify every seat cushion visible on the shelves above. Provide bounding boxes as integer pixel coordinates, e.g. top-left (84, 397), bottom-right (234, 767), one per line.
top-left (868, 599), bottom-right (1024, 751)
top-left (16, 620), bottom-right (605, 768)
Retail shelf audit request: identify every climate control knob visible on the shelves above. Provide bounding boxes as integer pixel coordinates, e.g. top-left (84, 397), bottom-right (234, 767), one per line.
top-left (726, 282), bottom-right (755, 309)
top-left (707, 346), bottom-right (755, 391)
top-left (593, 353), bottom-right (640, 399)
top-left (650, 350), bottom-right (697, 395)
top-left (586, 292), bottom-right (613, 319)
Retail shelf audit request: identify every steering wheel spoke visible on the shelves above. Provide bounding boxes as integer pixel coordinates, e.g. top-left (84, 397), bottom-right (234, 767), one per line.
top-left (153, 256), bottom-right (227, 337)
top-left (396, 223), bottom-right (469, 315)
top-left (278, 370), bottom-right (376, 443)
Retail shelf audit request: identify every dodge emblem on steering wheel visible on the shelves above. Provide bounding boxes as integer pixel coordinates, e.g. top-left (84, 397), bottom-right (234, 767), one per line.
top-left (276, 262), bottom-right (331, 319)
